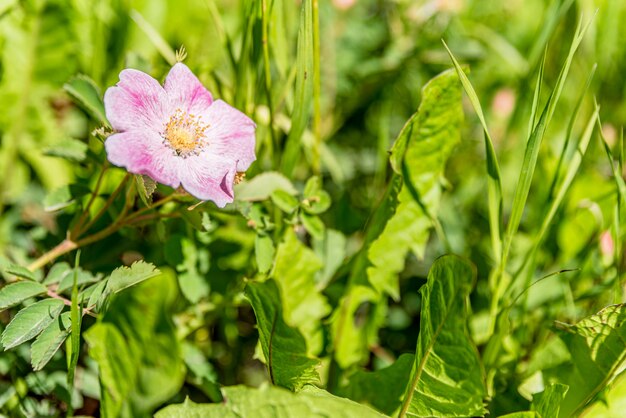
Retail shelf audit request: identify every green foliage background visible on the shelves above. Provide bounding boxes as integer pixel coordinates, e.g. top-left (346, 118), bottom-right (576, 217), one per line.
top-left (1, 0), bottom-right (626, 417)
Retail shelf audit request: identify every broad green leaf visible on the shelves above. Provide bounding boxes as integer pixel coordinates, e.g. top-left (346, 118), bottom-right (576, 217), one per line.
top-left (0, 281), bottom-right (47, 311)
top-left (42, 262), bottom-right (72, 285)
top-left (552, 304), bottom-right (626, 417)
top-left (182, 342), bottom-right (222, 402)
top-left (30, 312), bottom-right (71, 371)
top-left (368, 68), bottom-right (463, 301)
top-left (300, 212), bottom-right (325, 240)
top-left (398, 255), bottom-right (485, 418)
top-left (44, 183), bottom-right (91, 212)
top-left (271, 229), bottom-right (330, 355)
top-left (582, 369), bottom-right (626, 417)
top-left (105, 261), bottom-right (160, 294)
top-left (4, 264), bottom-right (36, 281)
top-left (43, 138), bottom-right (88, 162)
top-left (498, 413), bottom-right (538, 418)
top-left (86, 269), bottom-right (185, 417)
top-left (280, 0), bottom-right (314, 176)
top-left (255, 234), bottom-right (275, 274)
top-left (1, 299), bottom-right (65, 350)
top-left (312, 228), bottom-right (347, 289)
top-left (235, 171), bottom-right (297, 202)
top-left (337, 353), bottom-right (414, 415)
top-left (246, 280), bottom-right (319, 390)
top-left (63, 75), bottom-right (107, 125)
top-left (531, 383), bottom-right (568, 418)
top-left (155, 385), bottom-right (386, 418)
top-left (56, 267), bottom-right (101, 293)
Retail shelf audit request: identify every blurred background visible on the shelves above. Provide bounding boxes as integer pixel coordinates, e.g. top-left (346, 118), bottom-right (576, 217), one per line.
top-left (0, 0), bottom-right (625, 416)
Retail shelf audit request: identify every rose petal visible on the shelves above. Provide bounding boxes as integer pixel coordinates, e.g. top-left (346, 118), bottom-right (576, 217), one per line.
top-left (164, 63), bottom-right (214, 115)
top-left (178, 152), bottom-right (237, 207)
top-left (200, 100), bottom-right (256, 171)
top-left (104, 69), bottom-right (169, 132)
top-left (105, 130), bottom-right (180, 188)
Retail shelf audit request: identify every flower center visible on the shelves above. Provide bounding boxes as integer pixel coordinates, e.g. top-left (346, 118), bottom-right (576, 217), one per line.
top-left (163, 109), bottom-right (209, 157)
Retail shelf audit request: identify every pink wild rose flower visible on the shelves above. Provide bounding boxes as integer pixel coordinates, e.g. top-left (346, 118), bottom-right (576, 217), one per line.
top-left (103, 63), bottom-right (256, 207)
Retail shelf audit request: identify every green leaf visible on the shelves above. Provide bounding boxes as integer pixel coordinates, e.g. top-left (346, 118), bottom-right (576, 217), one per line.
top-left (302, 176), bottom-right (331, 214)
top-left (443, 44), bottom-right (503, 264)
top-left (4, 264), bottom-right (36, 281)
top-left (1, 299), bottom-right (65, 350)
top-left (135, 174), bottom-right (157, 206)
top-left (255, 234), bottom-right (275, 274)
top-left (42, 262), bottom-right (72, 285)
top-left (43, 138), bottom-right (88, 163)
top-left (271, 189), bottom-right (300, 213)
top-left (398, 255), bottom-right (485, 418)
top-left (0, 281), bottom-right (47, 311)
top-left (552, 304), bottom-right (626, 417)
top-left (498, 413), bottom-right (538, 418)
top-left (271, 229), bottom-right (330, 355)
top-left (582, 370), bottom-right (626, 417)
top-left (56, 267), bottom-right (101, 293)
top-left (105, 261), bottom-right (160, 294)
top-left (182, 342), bottom-right (223, 402)
top-left (30, 312), bottom-right (71, 371)
top-left (86, 269), bottom-right (185, 417)
top-left (337, 353), bottom-right (415, 415)
top-left (531, 383), bottom-right (568, 418)
top-left (300, 212), bottom-right (325, 240)
top-left (63, 74), bottom-right (108, 125)
top-left (155, 385), bottom-right (386, 418)
top-left (235, 172), bottom-right (297, 202)
top-left (44, 183), bottom-right (91, 212)
top-left (246, 280), bottom-right (320, 390)
top-left (312, 229), bottom-right (346, 289)
top-left (85, 280), bottom-right (108, 312)
top-left (368, 68), bottom-right (463, 301)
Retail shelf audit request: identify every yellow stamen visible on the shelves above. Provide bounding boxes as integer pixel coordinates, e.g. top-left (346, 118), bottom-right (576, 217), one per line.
top-left (163, 109), bottom-right (209, 156)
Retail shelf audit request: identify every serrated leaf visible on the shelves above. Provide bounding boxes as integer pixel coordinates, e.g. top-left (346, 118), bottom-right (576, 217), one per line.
top-left (398, 255), bottom-right (486, 418)
top-left (135, 174), bottom-right (157, 206)
top-left (85, 280), bottom-right (108, 312)
top-left (44, 184), bottom-right (91, 212)
top-left (56, 268), bottom-right (101, 293)
top-left (337, 353), bottom-right (414, 415)
top-left (0, 281), bottom-right (48, 311)
top-left (1, 299), bottom-right (65, 350)
top-left (105, 261), bottom-right (160, 294)
top-left (235, 172), bottom-right (297, 202)
top-left (63, 74), bottom-right (108, 125)
top-left (552, 304), bottom-right (626, 417)
top-left (43, 138), bottom-right (88, 162)
top-left (42, 262), bottom-right (72, 285)
top-left (367, 68), bottom-right (463, 301)
top-left (4, 264), bottom-right (36, 281)
top-left (155, 385), bottom-right (386, 418)
top-left (271, 229), bottom-right (329, 355)
top-left (531, 383), bottom-right (568, 418)
top-left (246, 280), bottom-right (319, 390)
top-left (30, 312), bottom-right (71, 371)
top-left (255, 234), bottom-right (275, 274)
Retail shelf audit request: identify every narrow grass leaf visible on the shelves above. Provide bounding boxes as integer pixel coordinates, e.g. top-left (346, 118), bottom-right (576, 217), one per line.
top-left (129, 10), bottom-right (176, 65)
top-left (443, 42), bottom-right (503, 264)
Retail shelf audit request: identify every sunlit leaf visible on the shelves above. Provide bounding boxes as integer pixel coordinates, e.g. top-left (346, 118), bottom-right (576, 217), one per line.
top-left (0, 281), bottom-right (47, 311)
top-left (1, 299), bottom-right (65, 350)
top-left (30, 312), bottom-right (71, 371)
top-left (155, 385), bottom-right (386, 418)
top-left (398, 255), bottom-right (485, 418)
top-left (246, 280), bottom-right (319, 390)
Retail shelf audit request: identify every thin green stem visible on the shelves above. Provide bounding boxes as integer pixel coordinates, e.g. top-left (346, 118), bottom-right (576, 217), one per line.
top-left (71, 162), bottom-right (109, 237)
top-left (76, 173), bottom-right (131, 237)
top-left (312, 0), bottom-right (321, 174)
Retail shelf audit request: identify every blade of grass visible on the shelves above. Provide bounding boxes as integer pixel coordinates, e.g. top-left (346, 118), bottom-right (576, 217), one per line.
top-left (280, 0), bottom-right (313, 176)
top-left (443, 41), bottom-right (503, 265)
top-left (311, 0), bottom-right (321, 175)
top-left (501, 15), bottom-right (593, 267)
top-left (527, 49), bottom-right (546, 141)
top-left (129, 10), bottom-right (176, 66)
top-left (547, 64), bottom-right (597, 200)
